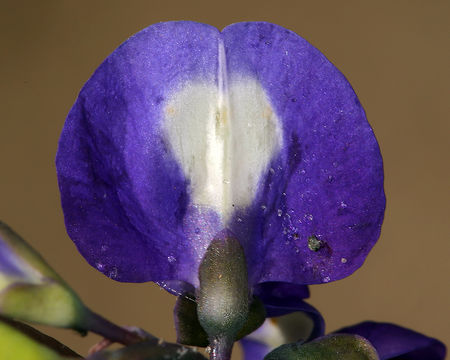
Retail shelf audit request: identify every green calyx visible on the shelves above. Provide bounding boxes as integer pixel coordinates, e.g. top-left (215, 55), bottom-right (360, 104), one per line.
top-left (175, 295), bottom-right (266, 347)
top-left (196, 234), bottom-right (250, 357)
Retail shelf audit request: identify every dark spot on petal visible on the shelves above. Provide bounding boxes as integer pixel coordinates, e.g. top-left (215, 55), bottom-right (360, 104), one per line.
top-left (308, 235), bottom-right (322, 252)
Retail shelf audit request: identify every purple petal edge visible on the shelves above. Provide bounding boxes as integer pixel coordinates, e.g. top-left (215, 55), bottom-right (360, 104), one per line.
top-left (335, 321), bottom-right (446, 360)
top-left (254, 282), bottom-right (324, 341)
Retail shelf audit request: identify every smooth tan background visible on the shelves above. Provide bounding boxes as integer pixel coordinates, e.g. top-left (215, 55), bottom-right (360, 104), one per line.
top-left (0, 1), bottom-right (448, 358)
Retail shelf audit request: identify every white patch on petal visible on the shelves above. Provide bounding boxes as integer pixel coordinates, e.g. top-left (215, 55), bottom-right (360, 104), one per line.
top-left (164, 41), bottom-right (283, 224)
top-left (228, 75), bottom-right (283, 211)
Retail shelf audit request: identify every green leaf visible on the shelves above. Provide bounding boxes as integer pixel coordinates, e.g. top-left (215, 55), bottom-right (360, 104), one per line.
top-left (264, 334), bottom-right (379, 360)
top-left (0, 221), bottom-right (88, 329)
top-left (0, 315), bottom-right (81, 357)
top-left (0, 319), bottom-right (65, 360)
top-left (87, 340), bottom-right (207, 360)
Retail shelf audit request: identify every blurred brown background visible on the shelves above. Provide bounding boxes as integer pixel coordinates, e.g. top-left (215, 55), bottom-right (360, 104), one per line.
top-left (0, 1), bottom-right (448, 358)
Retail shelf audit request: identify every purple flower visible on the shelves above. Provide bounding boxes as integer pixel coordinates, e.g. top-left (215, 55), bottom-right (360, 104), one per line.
top-left (336, 322), bottom-right (446, 360)
top-left (56, 21), bottom-right (384, 291)
top-left (240, 282), bottom-right (325, 360)
top-left (241, 315), bottom-right (446, 359)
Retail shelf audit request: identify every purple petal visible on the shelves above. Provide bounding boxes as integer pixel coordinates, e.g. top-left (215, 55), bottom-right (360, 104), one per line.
top-left (252, 282), bottom-right (324, 339)
top-left (256, 283), bottom-right (324, 341)
top-left (57, 21), bottom-right (384, 287)
top-left (57, 21), bottom-right (222, 284)
top-left (240, 338), bottom-right (270, 360)
top-left (253, 281), bottom-right (310, 301)
top-left (335, 321), bottom-right (446, 359)
top-left (222, 22), bottom-right (385, 285)
top-left (264, 301), bottom-right (324, 341)
top-left (0, 237), bottom-right (27, 278)
top-left (239, 282), bottom-right (324, 360)
top-left (0, 222), bottom-right (56, 283)
top-left (239, 295), bottom-right (324, 360)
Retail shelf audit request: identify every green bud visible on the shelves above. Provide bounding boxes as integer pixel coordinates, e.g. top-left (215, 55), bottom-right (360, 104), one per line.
top-left (264, 334), bottom-right (379, 360)
top-left (0, 221), bottom-right (87, 329)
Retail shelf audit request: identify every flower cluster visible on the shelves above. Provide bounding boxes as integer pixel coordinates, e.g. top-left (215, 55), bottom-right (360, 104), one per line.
top-left (0, 21), bottom-right (445, 360)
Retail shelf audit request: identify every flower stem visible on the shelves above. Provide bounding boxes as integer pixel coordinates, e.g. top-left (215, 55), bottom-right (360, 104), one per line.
top-left (209, 336), bottom-right (233, 360)
top-left (82, 309), bottom-right (143, 346)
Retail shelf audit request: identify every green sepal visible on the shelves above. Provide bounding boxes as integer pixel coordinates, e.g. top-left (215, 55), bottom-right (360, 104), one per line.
top-left (0, 315), bottom-right (81, 357)
top-left (87, 340), bottom-right (207, 360)
top-left (0, 221), bottom-right (88, 329)
top-left (174, 295), bottom-right (208, 346)
top-left (0, 319), bottom-right (65, 360)
top-left (197, 235), bottom-right (249, 341)
top-left (237, 296), bottom-right (266, 340)
top-left (276, 311), bottom-right (316, 343)
top-left (175, 295), bottom-right (266, 347)
top-left (264, 334), bottom-right (379, 360)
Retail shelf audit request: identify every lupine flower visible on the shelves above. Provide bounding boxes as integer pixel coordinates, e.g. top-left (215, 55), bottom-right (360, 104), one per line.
top-left (336, 322), bottom-right (446, 360)
top-left (56, 21), bottom-right (385, 355)
top-left (240, 282), bottom-right (325, 359)
top-left (238, 282), bottom-right (446, 359)
top-left (56, 20), bottom-right (384, 292)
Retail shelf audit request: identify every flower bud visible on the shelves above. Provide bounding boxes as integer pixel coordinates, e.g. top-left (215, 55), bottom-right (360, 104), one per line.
top-left (0, 221), bottom-right (86, 329)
